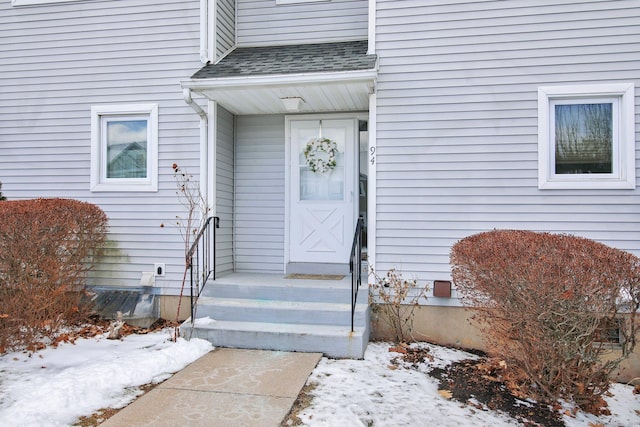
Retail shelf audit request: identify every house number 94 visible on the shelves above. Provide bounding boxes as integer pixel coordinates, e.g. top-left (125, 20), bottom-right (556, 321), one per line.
top-left (370, 147), bottom-right (376, 165)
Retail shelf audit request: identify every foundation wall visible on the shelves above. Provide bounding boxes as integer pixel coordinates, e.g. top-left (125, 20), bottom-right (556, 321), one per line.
top-left (370, 305), bottom-right (640, 384)
top-left (159, 295), bottom-right (640, 383)
top-left (159, 296), bottom-right (192, 322)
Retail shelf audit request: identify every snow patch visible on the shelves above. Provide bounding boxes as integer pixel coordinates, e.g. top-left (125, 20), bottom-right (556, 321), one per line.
top-left (0, 329), bottom-right (212, 427)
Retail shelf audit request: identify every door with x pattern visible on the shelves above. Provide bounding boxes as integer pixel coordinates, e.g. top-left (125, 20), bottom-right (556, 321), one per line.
top-left (288, 118), bottom-right (357, 265)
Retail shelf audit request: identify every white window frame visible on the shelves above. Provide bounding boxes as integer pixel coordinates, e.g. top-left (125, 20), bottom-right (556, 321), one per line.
top-left (90, 104), bottom-right (158, 192)
top-left (538, 83), bottom-right (635, 190)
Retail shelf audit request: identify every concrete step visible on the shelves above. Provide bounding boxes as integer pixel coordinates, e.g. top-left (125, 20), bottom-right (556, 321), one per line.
top-left (194, 297), bottom-right (369, 326)
top-left (200, 279), bottom-right (368, 305)
top-left (184, 273), bottom-right (370, 359)
top-left (182, 320), bottom-right (369, 359)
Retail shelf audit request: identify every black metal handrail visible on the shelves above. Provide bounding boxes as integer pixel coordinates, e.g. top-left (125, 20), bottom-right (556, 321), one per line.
top-left (188, 216), bottom-right (220, 321)
top-left (349, 216), bottom-right (364, 332)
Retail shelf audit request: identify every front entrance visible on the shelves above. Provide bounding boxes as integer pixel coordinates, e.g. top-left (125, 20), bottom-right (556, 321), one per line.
top-left (287, 117), bottom-right (360, 273)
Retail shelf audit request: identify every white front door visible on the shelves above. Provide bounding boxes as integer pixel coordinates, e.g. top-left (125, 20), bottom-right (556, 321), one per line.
top-left (288, 118), bottom-right (357, 266)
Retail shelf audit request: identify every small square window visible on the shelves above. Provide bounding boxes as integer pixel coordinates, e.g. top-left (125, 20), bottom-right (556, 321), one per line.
top-left (538, 83), bottom-right (635, 189)
top-left (595, 318), bottom-right (623, 346)
top-left (91, 104), bottom-right (158, 192)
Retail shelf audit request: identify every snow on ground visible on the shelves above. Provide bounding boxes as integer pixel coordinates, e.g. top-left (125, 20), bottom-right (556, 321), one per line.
top-left (297, 342), bottom-right (640, 427)
top-left (297, 342), bottom-right (517, 426)
top-left (0, 333), bottom-right (637, 426)
top-left (0, 329), bottom-right (212, 427)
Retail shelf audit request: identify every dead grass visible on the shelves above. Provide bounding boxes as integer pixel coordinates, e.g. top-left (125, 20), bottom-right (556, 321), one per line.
top-left (73, 382), bottom-right (160, 426)
top-left (281, 382), bottom-right (318, 426)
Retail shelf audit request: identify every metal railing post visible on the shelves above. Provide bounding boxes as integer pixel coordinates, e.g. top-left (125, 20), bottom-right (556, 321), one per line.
top-left (350, 216), bottom-right (364, 332)
top-left (188, 216), bottom-right (220, 325)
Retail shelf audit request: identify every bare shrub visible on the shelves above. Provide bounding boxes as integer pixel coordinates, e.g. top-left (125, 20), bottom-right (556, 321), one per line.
top-left (164, 164), bottom-right (209, 339)
top-left (450, 230), bottom-right (640, 410)
top-left (0, 198), bottom-right (108, 352)
top-left (369, 267), bottom-right (429, 343)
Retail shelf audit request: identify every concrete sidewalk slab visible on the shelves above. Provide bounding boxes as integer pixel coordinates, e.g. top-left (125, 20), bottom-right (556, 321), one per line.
top-left (101, 348), bottom-right (322, 427)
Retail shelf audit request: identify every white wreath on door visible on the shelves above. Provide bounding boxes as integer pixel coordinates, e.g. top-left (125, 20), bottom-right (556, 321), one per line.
top-left (304, 137), bottom-right (338, 174)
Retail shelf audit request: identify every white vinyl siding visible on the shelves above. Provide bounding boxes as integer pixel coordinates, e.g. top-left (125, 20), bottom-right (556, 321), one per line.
top-left (12, 0), bottom-right (78, 5)
top-left (0, 0), bottom-right (203, 293)
top-left (374, 0), bottom-right (640, 295)
top-left (234, 115), bottom-right (286, 273)
top-left (237, 0), bottom-right (368, 46)
top-left (216, 106), bottom-right (235, 275)
top-left (216, 0), bottom-right (235, 58)
top-left (276, 0), bottom-right (330, 5)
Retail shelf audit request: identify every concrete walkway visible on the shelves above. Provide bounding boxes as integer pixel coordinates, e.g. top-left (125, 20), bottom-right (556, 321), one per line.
top-left (101, 348), bottom-right (322, 427)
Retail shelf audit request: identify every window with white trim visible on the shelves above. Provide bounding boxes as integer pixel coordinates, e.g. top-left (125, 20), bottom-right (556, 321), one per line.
top-left (91, 104), bottom-right (158, 192)
top-left (538, 83), bottom-right (635, 189)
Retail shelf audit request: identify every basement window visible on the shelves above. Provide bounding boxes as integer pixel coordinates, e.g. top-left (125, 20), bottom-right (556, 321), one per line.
top-left (595, 318), bottom-right (622, 345)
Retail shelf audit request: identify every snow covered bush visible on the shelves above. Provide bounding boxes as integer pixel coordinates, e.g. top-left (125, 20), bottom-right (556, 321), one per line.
top-left (0, 198), bottom-right (108, 353)
top-left (450, 230), bottom-right (640, 411)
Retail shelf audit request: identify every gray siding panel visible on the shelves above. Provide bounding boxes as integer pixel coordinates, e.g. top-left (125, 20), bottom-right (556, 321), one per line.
top-left (0, 0), bottom-right (203, 294)
top-left (216, 106), bottom-right (235, 275)
top-left (234, 115), bottom-right (285, 273)
top-left (375, 0), bottom-right (640, 289)
top-left (237, 0), bottom-right (368, 46)
top-left (216, 0), bottom-right (236, 57)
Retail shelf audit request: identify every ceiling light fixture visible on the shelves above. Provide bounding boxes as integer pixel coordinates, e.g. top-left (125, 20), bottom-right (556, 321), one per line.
top-left (280, 97), bottom-right (305, 112)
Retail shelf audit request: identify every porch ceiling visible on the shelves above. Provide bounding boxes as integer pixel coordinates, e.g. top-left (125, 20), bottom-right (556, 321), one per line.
top-left (181, 41), bottom-right (377, 116)
top-left (182, 75), bottom-right (374, 115)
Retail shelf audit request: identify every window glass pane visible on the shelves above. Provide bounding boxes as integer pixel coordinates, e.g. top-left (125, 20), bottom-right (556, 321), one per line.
top-left (299, 136), bottom-right (345, 201)
top-left (106, 120), bottom-right (148, 178)
top-left (554, 103), bottom-right (612, 174)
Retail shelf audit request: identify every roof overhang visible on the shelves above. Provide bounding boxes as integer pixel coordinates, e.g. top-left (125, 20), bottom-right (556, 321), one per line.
top-left (181, 69), bottom-right (377, 115)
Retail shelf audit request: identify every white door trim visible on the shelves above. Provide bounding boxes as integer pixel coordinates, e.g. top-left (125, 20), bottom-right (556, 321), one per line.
top-left (367, 94), bottom-right (376, 285)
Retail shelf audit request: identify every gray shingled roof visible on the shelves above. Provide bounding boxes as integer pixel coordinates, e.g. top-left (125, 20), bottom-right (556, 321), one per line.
top-left (192, 40), bottom-right (376, 79)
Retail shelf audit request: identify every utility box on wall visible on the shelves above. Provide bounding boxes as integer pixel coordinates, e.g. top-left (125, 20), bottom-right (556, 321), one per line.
top-left (433, 280), bottom-right (452, 298)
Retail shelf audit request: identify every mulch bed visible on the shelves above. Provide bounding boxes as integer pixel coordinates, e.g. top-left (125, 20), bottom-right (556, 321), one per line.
top-left (428, 357), bottom-right (564, 427)
top-left (387, 345), bottom-right (565, 426)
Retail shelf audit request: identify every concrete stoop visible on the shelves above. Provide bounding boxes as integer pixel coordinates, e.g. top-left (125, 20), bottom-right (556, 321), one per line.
top-left (180, 273), bottom-right (370, 359)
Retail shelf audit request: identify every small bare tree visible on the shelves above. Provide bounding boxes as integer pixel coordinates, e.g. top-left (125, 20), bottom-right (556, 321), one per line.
top-left (167, 164), bottom-right (209, 339)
